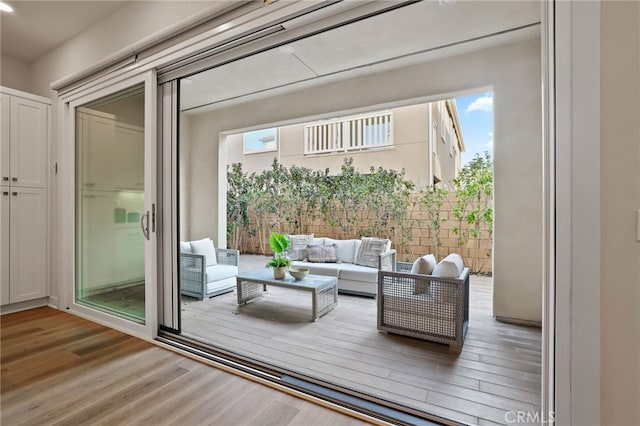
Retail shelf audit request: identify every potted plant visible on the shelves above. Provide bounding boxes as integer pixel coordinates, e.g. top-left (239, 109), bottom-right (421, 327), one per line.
top-left (266, 232), bottom-right (291, 279)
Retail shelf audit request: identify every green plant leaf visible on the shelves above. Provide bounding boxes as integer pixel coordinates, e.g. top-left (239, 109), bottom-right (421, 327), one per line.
top-left (269, 232), bottom-right (290, 253)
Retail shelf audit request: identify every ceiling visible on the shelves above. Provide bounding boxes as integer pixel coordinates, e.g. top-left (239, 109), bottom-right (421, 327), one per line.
top-left (0, 1), bottom-right (127, 63)
top-left (180, 0), bottom-right (541, 113)
top-left (0, 0), bottom-right (541, 109)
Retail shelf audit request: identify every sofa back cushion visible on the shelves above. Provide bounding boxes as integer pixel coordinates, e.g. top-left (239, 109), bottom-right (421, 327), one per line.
top-left (180, 241), bottom-right (192, 254)
top-left (190, 238), bottom-right (217, 267)
top-left (287, 234), bottom-right (314, 260)
top-left (354, 237), bottom-right (390, 268)
top-left (325, 238), bottom-right (358, 264)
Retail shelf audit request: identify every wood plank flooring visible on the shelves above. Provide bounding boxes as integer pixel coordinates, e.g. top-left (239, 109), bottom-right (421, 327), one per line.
top-left (180, 255), bottom-right (542, 426)
top-left (1, 307), bottom-right (372, 426)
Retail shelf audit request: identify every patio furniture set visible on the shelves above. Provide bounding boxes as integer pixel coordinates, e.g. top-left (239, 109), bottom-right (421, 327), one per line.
top-left (180, 236), bottom-right (470, 349)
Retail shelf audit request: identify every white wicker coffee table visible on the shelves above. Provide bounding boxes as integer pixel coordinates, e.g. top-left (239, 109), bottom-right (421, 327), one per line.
top-left (236, 270), bottom-right (338, 321)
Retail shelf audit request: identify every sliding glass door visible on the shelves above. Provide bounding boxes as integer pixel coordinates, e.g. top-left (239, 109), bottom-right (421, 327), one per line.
top-left (73, 74), bottom-right (157, 327)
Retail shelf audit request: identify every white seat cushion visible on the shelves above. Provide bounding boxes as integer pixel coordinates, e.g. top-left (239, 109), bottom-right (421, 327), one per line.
top-left (338, 263), bottom-right (378, 282)
top-left (205, 264), bottom-right (238, 283)
top-left (291, 261), bottom-right (340, 277)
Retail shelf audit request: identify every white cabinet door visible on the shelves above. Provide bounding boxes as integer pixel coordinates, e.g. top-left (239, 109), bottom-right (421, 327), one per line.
top-left (9, 187), bottom-right (47, 303)
top-left (112, 123), bottom-right (144, 190)
top-left (113, 227), bottom-right (145, 284)
top-left (0, 187), bottom-right (9, 305)
top-left (84, 115), bottom-right (115, 189)
top-left (1, 95), bottom-right (10, 186)
top-left (9, 96), bottom-right (48, 188)
top-left (79, 191), bottom-right (115, 292)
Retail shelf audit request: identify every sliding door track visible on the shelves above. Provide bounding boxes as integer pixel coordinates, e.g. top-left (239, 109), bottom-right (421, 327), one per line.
top-left (157, 332), bottom-right (454, 426)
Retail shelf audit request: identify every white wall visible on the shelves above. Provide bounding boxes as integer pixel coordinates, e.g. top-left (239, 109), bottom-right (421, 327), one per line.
top-left (185, 36), bottom-right (543, 322)
top-left (0, 55), bottom-right (33, 93)
top-left (29, 1), bottom-right (219, 98)
top-left (600, 1), bottom-right (640, 424)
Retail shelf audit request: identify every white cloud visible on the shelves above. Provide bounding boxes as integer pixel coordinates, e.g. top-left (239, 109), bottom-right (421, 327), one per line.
top-left (486, 139), bottom-right (494, 148)
top-left (488, 131), bottom-right (494, 137)
top-left (466, 95), bottom-right (493, 113)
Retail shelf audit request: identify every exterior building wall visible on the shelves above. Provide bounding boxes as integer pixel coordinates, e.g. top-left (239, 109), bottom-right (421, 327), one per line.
top-left (225, 102), bottom-right (463, 187)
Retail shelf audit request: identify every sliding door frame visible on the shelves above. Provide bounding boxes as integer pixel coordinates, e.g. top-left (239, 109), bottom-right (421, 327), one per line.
top-left (50, 0), bottom-right (606, 422)
top-left (58, 70), bottom-right (159, 339)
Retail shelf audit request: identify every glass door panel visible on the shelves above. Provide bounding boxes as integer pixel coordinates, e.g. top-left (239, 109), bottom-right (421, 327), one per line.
top-left (75, 84), bottom-right (147, 323)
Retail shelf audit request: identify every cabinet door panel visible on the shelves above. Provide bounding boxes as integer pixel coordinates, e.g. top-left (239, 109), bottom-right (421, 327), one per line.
top-left (0, 187), bottom-right (9, 305)
top-left (79, 192), bottom-right (114, 292)
top-left (84, 115), bottom-right (115, 189)
top-left (10, 97), bottom-right (48, 188)
top-left (113, 227), bottom-right (145, 284)
top-left (9, 187), bottom-right (47, 303)
top-left (112, 124), bottom-right (144, 190)
top-left (1, 95), bottom-right (9, 185)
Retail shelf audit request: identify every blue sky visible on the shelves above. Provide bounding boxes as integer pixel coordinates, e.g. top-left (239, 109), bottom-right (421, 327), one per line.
top-left (454, 92), bottom-right (494, 166)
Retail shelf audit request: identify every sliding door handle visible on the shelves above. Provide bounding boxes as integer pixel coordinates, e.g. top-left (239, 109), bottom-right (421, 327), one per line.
top-left (140, 211), bottom-right (150, 240)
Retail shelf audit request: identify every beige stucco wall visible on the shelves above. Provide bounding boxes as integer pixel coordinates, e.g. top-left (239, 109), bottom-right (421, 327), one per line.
top-left (224, 132), bottom-right (280, 175)
top-left (224, 102), bottom-right (463, 187)
top-left (600, 1), bottom-right (640, 424)
top-left (185, 36), bottom-right (542, 322)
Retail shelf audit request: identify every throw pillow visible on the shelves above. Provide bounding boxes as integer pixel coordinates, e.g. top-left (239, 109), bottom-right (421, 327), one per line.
top-left (190, 238), bottom-right (217, 267)
top-left (354, 237), bottom-right (389, 268)
top-left (410, 254), bottom-right (437, 275)
top-left (432, 253), bottom-right (464, 278)
top-left (411, 254), bottom-right (437, 294)
top-left (287, 234), bottom-right (314, 261)
top-left (323, 244), bottom-right (338, 263)
top-left (306, 244), bottom-right (338, 263)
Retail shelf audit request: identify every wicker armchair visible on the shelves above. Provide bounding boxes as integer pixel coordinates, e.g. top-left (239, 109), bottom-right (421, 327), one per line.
top-left (377, 261), bottom-right (470, 350)
top-left (180, 248), bottom-right (239, 300)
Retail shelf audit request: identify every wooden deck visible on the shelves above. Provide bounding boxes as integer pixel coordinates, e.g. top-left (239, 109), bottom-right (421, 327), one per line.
top-left (0, 307), bottom-right (371, 426)
top-left (181, 255), bottom-right (542, 425)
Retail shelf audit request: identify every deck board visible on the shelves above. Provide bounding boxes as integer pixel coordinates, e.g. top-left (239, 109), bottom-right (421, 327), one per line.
top-left (180, 255), bottom-right (542, 425)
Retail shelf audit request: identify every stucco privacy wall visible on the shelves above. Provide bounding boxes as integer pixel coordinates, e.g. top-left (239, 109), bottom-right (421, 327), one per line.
top-left (185, 36), bottom-right (543, 322)
top-left (600, 1), bottom-right (640, 424)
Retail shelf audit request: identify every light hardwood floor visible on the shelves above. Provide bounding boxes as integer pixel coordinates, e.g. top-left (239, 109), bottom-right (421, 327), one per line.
top-left (0, 307), bottom-right (372, 426)
top-left (180, 256), bottom-right (542, 426)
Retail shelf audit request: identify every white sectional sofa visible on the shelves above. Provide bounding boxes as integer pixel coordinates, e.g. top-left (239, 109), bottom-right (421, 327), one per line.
top-left (289, 236), bottom-right (396, 297)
